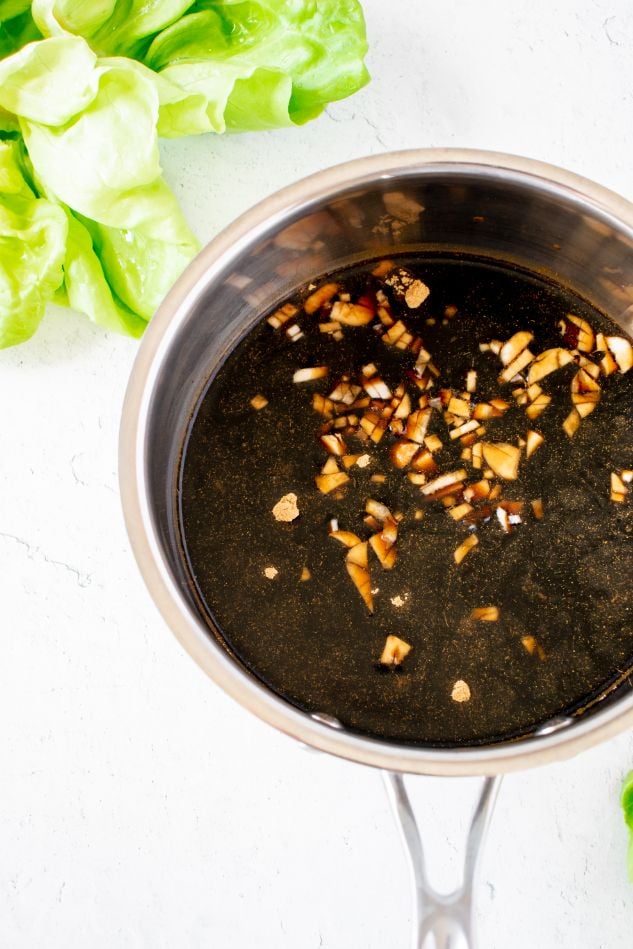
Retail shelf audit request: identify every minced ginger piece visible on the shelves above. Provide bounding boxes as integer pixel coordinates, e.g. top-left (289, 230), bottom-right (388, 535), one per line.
top-left (521, 635), bottom-right (546, 660)
top-left (531, 499), bottom-right (545, 519)
top-left (471, 606), bottom-right (499, 622)
top-left (385, 269), bottom-right (430, 309)
top-left (250, 394), bottom-right (268, 410)
top-left (272, 492), bottom-right (300, 522)
top-left (451, 679), bottom-right (471, 702)
top-left (405, 280), bottom-right (430, 308)
top-left (264, 566), bottom-right (278, 580)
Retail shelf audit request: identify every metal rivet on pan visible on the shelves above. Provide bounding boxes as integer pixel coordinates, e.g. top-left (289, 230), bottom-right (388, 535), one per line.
top-left (310, 712), bottom-right (344, 730)
top-left (534, 716), bottom-right (574, 736)
top-left (297, 713), bottom-right (345, 753)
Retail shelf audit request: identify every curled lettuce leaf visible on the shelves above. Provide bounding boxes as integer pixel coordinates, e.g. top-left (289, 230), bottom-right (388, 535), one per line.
top-left (0, 34), bottom-right (97, 125)
top-left (151, 0), bottom-right (370, 134)
top-left (31, 0), bottom-right (194, 55)
top-left (623, 771), bottom-right (633, 881)
top-left (61, 210), bottom-right (147, 337)
top-left (20, 55), bottom-right (163, 224)
top-left (78, 213), bottom-right (198, 321)
top-left (0, 140), bottom-right (67, 347)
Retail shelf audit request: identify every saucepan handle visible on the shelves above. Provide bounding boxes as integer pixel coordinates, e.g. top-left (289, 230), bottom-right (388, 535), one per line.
top-left (382, 771), bottom-right (502, 949)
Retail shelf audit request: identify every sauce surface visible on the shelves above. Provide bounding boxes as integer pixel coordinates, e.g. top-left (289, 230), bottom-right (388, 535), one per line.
top-left (179, 256), bottom-right (633, 746)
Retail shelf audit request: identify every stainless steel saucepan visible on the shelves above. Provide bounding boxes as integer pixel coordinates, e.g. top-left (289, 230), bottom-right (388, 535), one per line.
top-left (119, 149), bottom-right (633, 948)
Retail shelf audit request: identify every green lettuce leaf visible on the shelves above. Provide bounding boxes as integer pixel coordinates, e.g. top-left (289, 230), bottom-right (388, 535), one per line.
top-left (20, 58), bottom-right (163, 222)
top-left (61, 209), bottom-right (147, 337)
top-left (78, 213), bottom-right (197, 321)
top-left (0, 139), bottom-right (67, 347)
top-left (0, 1), bottom-right (368, 347)
top-left (0, 34), bottom-right (98, 125)
top-left (0, 36), bottom-right (198, 337)
top-left (31, 0), bottom-right (193, 57)
top-left (32, 0), bottom-right (369, 136)
top-left (0, 0), bottom-right (32, 18)
top-left (151, 0), bottom-right (370, 134)
top-left (623, 771), bottom-right (633, 881)
top-left (0, 4), bottom-right (41, 59)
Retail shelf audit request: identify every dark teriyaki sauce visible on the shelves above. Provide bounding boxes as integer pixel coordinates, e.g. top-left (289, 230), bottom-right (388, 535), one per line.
top-left (178, 255), bottom-right (633, 746)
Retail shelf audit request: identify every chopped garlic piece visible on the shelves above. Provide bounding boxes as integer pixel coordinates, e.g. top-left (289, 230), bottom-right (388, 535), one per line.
top-left (611, 472), bottom-right (627, 495)
top-left (320, 433), bottom-right (347, 456)
top-left (454, 534), bottom-right (478, 564)
top-left (346, 547), bottom-right (373, 613)
top-left (293, 366), bottom-right (328, 383)
top-left (527, 348), bottom-right (573, 385)
top-left (267, 302), bottom-right (298, 328)
top-left (424, 434), bottom-right (443, 453)
top-left (606, 336), bottom-right (633, 373)
top-left (611, 471), bottom-right (629, 502)
top-left (499, 331), bottom-right (534, 367)
top-left (304, 282), bottom-right (339, 314)
top-left (315, 470), bottom-right (349, 494)
top-left (331, 301), bottom-right (373, 326)
top-left (562, 408), bottom-right (581, 438)
top-left (449, 503), bottom-right (473, 521)
top-left (421, 469), bottom-right (467, 496)
top-left (330, 530), bottom-right (362, 548)
top-left (525, 430), bottom-right (544, 459)
top-left (380, 635), bottom-right (412, 665)
top-left (482, 442), bottom-right (520, 480)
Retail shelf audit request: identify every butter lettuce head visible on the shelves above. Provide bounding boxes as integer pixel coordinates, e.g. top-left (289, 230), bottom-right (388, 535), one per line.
top-left (0, 1), bottom-right (369, 347)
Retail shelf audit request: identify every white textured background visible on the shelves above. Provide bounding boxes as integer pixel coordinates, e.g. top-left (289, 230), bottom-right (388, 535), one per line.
top-left (2, 1), bottom-right (633, 946)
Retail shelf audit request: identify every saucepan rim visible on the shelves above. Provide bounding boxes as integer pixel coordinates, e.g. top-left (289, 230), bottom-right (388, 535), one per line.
top-left (119, 147), bottom-right (633, 776)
